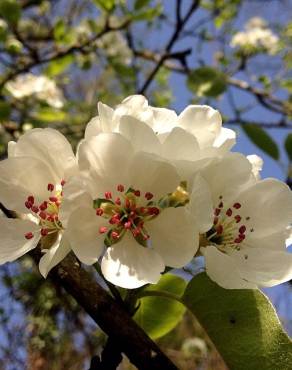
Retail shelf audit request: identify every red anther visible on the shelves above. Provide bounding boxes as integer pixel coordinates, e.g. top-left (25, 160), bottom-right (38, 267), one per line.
top-left (214, 208), bottom-right (221, 216)
top-left (226, 208), bottom-right (232, 217)
top-left (25, 201), bottom-right (33, 209)
top-left (139, 207), bottom-right (146, 214)
top-left (239, 233), bottom-right (246, 240)
top-left (111, 231), bottom-right (120, 240)
top-left (54, 215), bottom-right (59, 222)
top-left (143, 234), bottom-right (150, 240)
top-left (105, 191), bottom-right (112, 200)
top-left (217, 225), bottom-right (223, 235)
top-left (47, 183), bottom-right (54, 192)
top-left (39, 202), bottom-right (48, 211)
top-left (109, 214), bottom-right (120, 225)
top-left (125, 198), bottom-right (130, 209)
top-left (99, 226), bottom-right (107, 234)
top-left (218, 201), bottom-right (223, 208)
top-left (115, 197), bottom-right (121, 206)
top-left (124, 221), bottom-right (132, 229)
top-left (213, 216), bottom-right (219, 225)
top-left (234, 215), bottom-right (241, 223)
top-left (129, 211), bottom-right (136, 217)
top-left (41, 228), bottom-right (49, 237)
top-left (61, 179), bottom-right (66, 186)
top-left (25, 232), bottom-right (34, 240)
top-left (233, 202), bottom-right (241, 209)
top-left (239, 225), bottom-right (246, 234)
top-left (134, 190), bottom-right (141, 197)
top-left (47, 215), bottom-right (54, 222)
top-left (96, 208), bottom-right (103, 216)
top-left (39, 211), bottom-right (47, 220)
top-left (31, 206), bottom-right (39, 213)
top-left (234, 237), bottom-right (242, 244)
top-left (149, 207), bottom-right (160, 215)
top-left (27, 196), bottom-right (34, 204)
top-left (49, 196), bottom-right (58, 203)
top-left (117, 184), bottom-right (124, 192)
top-left (145, 192), bottom-right (153, 200)
top-left (132, 228), bottom-right (141, 237)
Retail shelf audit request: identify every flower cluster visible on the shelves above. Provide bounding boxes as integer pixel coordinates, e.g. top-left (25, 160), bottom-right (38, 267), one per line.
top-left (0, 95), bottom-right (291, 289)
top-left (5, 73), bottom-right (65, 108)
top-left (230, 17), bottom-right (279, 55)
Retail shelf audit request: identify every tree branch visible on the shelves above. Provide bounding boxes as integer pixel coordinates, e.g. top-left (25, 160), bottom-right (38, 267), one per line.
top-left (138, 0), bottom-right (200, 94)
top-left (30, 250), bottom-right (178, 370)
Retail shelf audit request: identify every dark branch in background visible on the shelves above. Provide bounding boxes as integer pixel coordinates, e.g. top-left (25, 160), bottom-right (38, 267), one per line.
top-left (88, 338), bottom-right (123, 370)
top-left (138, 0), bottom-right (200, 94)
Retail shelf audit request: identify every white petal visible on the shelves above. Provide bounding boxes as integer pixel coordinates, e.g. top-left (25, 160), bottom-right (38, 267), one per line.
top-left (150, 107), bottom-right (177, 133)
top-left (84, 116), bottom-right (102, 139)
top-left (178, 105), bottom-right (222, 147)
top-left (77, 133), bottom-right (133, 198)
top-left (234, 247), bottom-right (292, 287)
top-left (161, 128), bottom-right (200, 161)
top-left (203, 246), bottom-right (257, 289)
top-left (128, 152), bottom-right (180, 200)
top-left (0, 157), bottom-right (56, 213)
top-left (9, 128), bottom-right (78, 180)
top-left (0, 218), bottom-right (40, 264)
top-left (118, 115), bottom-right (160, 154)
top-left (59, 176), bottom-right (93, 227)
top-left (39, 233), bottom-right (70, 278)
top-left (189, 174), bottom-right (213, 233)
top-left (101, 234), bottom-right (164, 289)
top-left (201, 153), bottom-right (252, 202)
top-left (147, 207), bottom-right (199, 267)
top-left (246, 154), bottom-right (263, 180)
top-left (238, 179), bottom-right (292, 236)
top-left (66, 206), bottom-right (104, 264)
top-left (213, 127), bottom-right (236, 151)
top-left (98, 102), bottom-right (116, 131)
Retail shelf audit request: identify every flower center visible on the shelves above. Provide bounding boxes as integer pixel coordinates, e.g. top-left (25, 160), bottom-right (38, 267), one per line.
top-left (24, 180), bottom-right (65, 240)
top-left (94, 184), bottom-right (161, 246)
top-left (206, 195), bottom-right (254, 253)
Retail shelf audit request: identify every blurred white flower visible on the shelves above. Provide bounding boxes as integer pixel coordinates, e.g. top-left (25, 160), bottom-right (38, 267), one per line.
top-left (231, 17), bottom-right (279, 55)
top-left (5, 73), bottom-right (65, 108)
top-left (96, 31), bottom-right (132, 65)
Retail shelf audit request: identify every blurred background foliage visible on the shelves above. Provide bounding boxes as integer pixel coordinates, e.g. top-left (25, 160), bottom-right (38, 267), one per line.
top-left (0, 0), bottom-right (291, 369)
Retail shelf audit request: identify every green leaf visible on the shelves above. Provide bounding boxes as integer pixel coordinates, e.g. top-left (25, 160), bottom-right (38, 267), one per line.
top-left (0, 0), bottom-right (21, 24)
top-left (134, 0), bottom-right (151, 10)
top-left (187, 67), bottom-right (227, 97)
top-left (183, 273), bottom-right (292, 370)
top-left (45, 55), bottom-right (74, 76)
top-left (33, 107), bottom-right (67, 123)
top-left (0, 101), bottom-right (11, 120)
top-left (93, 0), bottom-right (115, 11)
top-left (134, 274), bottom-right (186, 339)
top-left (242, 123), bottom-right (279, 160)
top-left (284, 133), bottom-right (292, 161)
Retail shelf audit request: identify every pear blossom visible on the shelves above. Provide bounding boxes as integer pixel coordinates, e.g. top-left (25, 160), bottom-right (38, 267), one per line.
top-left (0, 128), bottom-right (80, 277)
top-left (85, 95), bottom-right (236, 182)
top-left (5, 73), bottom-right (65, 108)
top-left (189, 154), bottom-right (292, 289)
top-left (231, 17), bottom-right (279, 55)
top-left (65, 133), bottom-right (198, 289)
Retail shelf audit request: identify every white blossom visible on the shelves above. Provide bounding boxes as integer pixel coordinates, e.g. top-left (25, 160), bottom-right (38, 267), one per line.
top-left (0, 129), bottom-right (80, 277)
top-left (85, 95), bottom-right (236, 183)
top-left (64, 133), bottom-right (198, 289)
top-left (231, 17), bottom-right (279, 55)
top-left (189, 154), bottom-right (292, 289)
top-left (5, 73), bottom-right (65, 108)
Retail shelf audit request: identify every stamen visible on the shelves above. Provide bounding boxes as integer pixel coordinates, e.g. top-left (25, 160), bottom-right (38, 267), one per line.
top-left (25, 232), bottom-right (34, 240)
top-left (105, 191), bottom-right (112, 200)
top-left (239, 225), bottom-right (246, 234)
top-left (41, 228), bottom-right (49, 236)
top-left (233, 203), bottom-right (241, 209)
top-left (234, 215), bottom-right (241, 223)
top-left (31, 206), bottom-right (39, 213)
top-left (117, 184), bottom-right (124, 192)
top-left (96, 208), bottom-right (103, 216)
top-left (226, 208), bottom-right (232, 217)
top-left (145, 192), bottom-right (153, 200)
top-left (49, 196), bottom-right (58, 203)
top-left (39, 211), bottom-right (47, 220)
top-left (39, 201), bottom-right (48, 211)
top-left (47, 183), bottom-right (54, 192)
top-left (134, 190), bottom-right (141, 197)
top-left (111, 231), bottom-right (120, 240)
top-left (25, 201), bottom-right (33, 209)
top-left (124, 221), bottom-right (132, 229)
top-left (27, 196), bottom-right (34, 204)
top-left (61, 179), bottom-right (66, 186)
top-left (115, 197), bottom-right (121, 205)
top-left (99, 226), bottom-right (107, 234)
top-left (214, 208), bottom-right (221, 216)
